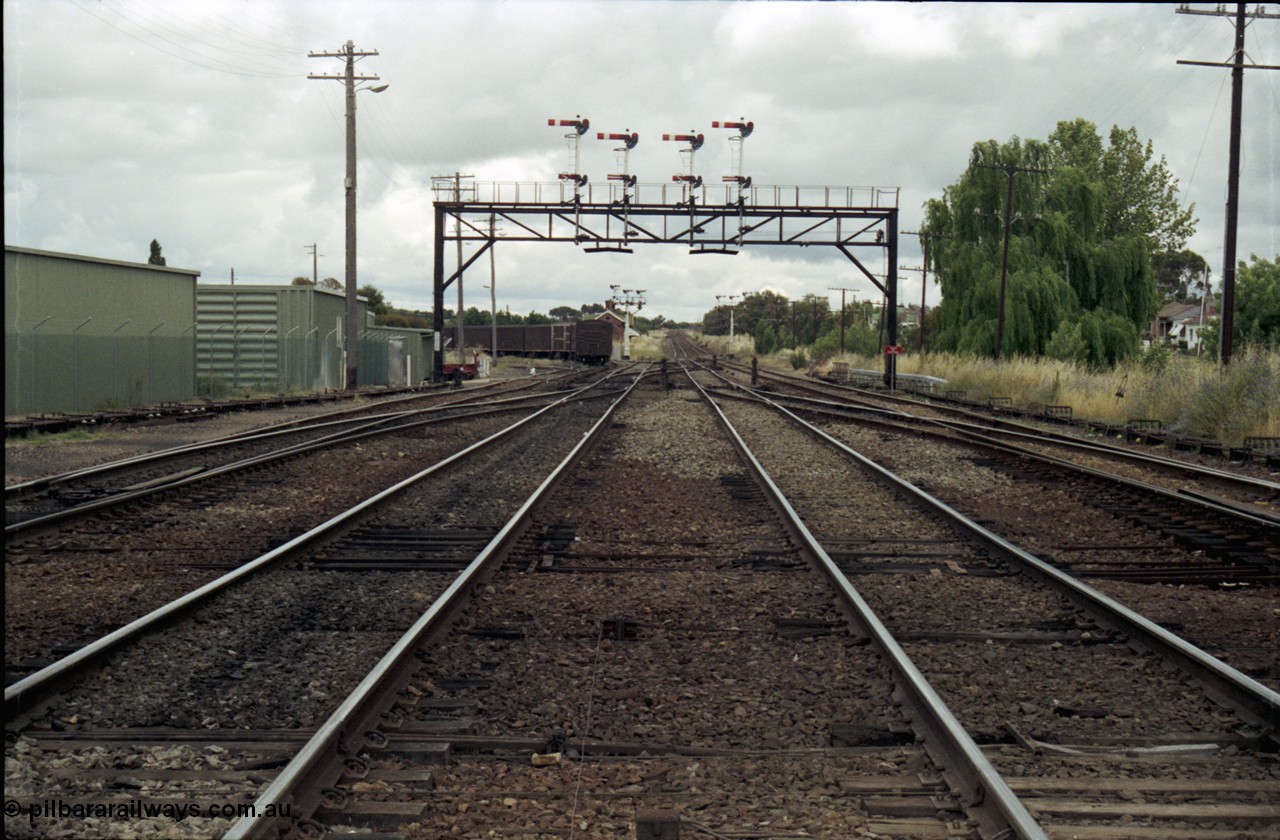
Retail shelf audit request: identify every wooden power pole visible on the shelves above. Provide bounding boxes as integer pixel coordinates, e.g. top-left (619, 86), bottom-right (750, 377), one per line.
top-left (309, 41), bottom-right (384, 390)
top-left (1177, 3), bottom-right (1279, 365)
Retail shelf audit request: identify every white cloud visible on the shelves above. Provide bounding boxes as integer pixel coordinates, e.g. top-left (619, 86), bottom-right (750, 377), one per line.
top-left (4, 0), bottom-right (1276, 325)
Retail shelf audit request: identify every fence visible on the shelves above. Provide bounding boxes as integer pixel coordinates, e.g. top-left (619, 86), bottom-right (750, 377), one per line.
top-left (7, 322), bottom-right (417, 416)
top-left (5, 322), bottom-right (197, 415)
top-left (432, 180), bottom-right (901, 209)
top-left (196, 327), bottom-right (365, 398)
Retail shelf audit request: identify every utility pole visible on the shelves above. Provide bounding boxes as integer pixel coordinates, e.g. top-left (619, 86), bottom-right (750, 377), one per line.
top-left (1177, 2), bottom-right (1279, 366)
top-left (309, 40), bottom-right (385, 390)
top-left (483, 213), bottom-right (502, 360)
top-left (716, 294), bottom-right (741, 353)
top-left (902, 230), bottom-right (950, 352)
top-left (975, 163), bottom-right (1047, 362)
top-left (828, 286), bottom-right (858, 354)
top-left (304, 244), bottom-right (323, 285)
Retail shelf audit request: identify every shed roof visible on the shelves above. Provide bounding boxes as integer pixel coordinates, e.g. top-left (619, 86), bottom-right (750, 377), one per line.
top-left (6, 244), bottom-right (201, 277)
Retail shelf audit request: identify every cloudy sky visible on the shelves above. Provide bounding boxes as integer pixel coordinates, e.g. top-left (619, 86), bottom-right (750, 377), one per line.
top-left (5, 1), bottom-right (1277, 325)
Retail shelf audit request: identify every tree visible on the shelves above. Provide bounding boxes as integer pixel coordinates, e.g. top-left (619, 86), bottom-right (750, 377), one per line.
top-left (922, 135), bottom-right (1070, 357)
top-left (549, 306), bottom-right (580, 322)
top-left (463, 306), bottom-right (492, 326)
top-left (1046, 308), bottom-right (1140, 368)
top-left (291, 276), bottom-right (315, 286)
top-left (920, 120), bottom-right (1188, 363)
top-left (357, 284), bottom-right (389, 316)
top-left (1202, 254), bottom-right (1280, 355)
top-left (1234, 255), bottom-right (1280, 349)
top-left (1151, 250), bottom-right (1209, 303)
top-left (148, 240), bottom-right (166, 266)
top-left (378, 312), bottom-right (430, 329)
top-left (755, 321), bottom-right (779, 355)
top-left (319, 277), bottom-right (342, 291)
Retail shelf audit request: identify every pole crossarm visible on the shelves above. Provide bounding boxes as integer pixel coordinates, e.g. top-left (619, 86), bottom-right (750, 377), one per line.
top-left (1177, 59), bottom-right (1280, 69)
top-left (307, 74), bottom-right (384, 81)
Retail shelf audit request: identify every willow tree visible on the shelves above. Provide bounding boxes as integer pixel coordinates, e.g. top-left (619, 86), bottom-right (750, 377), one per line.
top-left (921, 120), bottom-right (1191, 367)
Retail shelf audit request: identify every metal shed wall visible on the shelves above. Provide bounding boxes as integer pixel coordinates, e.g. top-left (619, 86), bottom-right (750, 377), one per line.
top-left (195, 286), bottom-right (431, 393)
top-left (363, 325), bottom-right (432, 387)
top-left (196, 285), bottom-right (362, 395)
top-left (5, 246), bottom-right (199, 415)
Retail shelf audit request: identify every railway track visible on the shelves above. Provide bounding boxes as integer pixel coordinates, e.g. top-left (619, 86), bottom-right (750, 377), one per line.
top-left (5, 353), bottom-right (1277, 838)
top-left (5, 368), bottom-right (641, 838)
top-left (5, 371), bottom-right (584, 533)
top-left (709, 382), bottom-right (1280, 583)
top-left (716, 350), bottom-right (1279, 490)
top-left (695, 368), bottom-right (1277, 838)
top-left (676, 338), bottom-right (1279, 589)
top-left (4, 371), bottom-right (617, 684)
top-left (675, 349), bottom-right (1278, 686)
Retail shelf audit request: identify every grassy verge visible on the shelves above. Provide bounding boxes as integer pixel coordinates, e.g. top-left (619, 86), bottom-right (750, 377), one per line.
top-left (813, 348), bottom-right (1279, 446)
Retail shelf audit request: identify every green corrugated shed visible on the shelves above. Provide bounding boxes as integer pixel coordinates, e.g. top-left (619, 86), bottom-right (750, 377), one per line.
top-left (5, 245), bottom-right (200, 415)
top-left (364, 323), bottom-right (433, 387)
top-left (195, 285), bottom-right (432, 393)
top-left (197, 285), bottom-right (353, 394)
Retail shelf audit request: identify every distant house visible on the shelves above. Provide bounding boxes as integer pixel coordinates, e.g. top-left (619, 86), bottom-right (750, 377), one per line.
top-left (595, 308), bottom-right (638, 342)
top-left (1149, 301), bottom-right (1216, 353)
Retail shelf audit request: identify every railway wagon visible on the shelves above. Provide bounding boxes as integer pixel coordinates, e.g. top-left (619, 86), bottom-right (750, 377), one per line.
top-left (458, 322), bottom-right (613, 363)
top-left (572, 319), bottom-right (614, 364)
top-left (462, 325), bottom-right (527, 353)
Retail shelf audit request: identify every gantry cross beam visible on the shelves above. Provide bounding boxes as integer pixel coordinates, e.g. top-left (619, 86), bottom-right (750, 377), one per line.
top-left (431, 184), bottom-right (900, 383)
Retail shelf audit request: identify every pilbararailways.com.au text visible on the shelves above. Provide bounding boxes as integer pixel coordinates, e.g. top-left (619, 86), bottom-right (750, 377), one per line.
top-left (5, 798), bottom-right (292, 827)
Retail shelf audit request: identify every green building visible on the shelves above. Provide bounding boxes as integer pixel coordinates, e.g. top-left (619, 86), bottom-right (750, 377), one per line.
top-left (195, 284), bottom-right (432, 395)
top-left (5, 245), bottom-right (200, 415)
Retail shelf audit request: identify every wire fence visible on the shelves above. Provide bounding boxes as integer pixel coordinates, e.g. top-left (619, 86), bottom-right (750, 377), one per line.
top-left (6, 323), bottom-right (414, 415)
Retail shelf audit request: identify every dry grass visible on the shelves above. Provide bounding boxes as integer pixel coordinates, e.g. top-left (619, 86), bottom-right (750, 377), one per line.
top-left (815, 348), bottom-right (1280, 446)
top-left (685, 331), bottom-right (755, 359)
top-left (625, 331), bottom-right (672, 360)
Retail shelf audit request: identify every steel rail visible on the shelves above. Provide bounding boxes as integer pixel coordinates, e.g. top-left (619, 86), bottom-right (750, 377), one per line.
top-left (3, 373), bottom-right (625, 719)
top-left (224, 366), bottom-right (649, 839)
top-left (685, 366), bottom-right (1046, 840)
top-left (729, 359), bottom-right (1278, 492)
top-left (4, 388), bottom-right (605, 540)
top-left (5, 382), bottom-right (582, 500)
top-left (719, 375), bottom-right (1280, 736)
top-left (742, 388), bottom-right (1280, 530)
